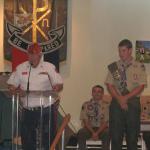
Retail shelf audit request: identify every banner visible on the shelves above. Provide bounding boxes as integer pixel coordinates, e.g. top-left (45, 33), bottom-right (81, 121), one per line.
top-left (4, 0), bottom-right (67, 71)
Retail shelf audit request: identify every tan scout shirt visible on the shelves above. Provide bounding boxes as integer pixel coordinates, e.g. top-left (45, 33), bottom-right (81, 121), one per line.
top-left (80, 99), bottom-right (109, 128)
top-left (105, 59), bottom-right (147, 93)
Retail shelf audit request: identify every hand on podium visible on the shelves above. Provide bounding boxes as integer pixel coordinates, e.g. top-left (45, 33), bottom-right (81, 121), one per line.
top-left (52, 84), bottom-right (63, 92)
top-left (8, 84), bottom-right (26, 97)
top-left (8, 84), bottom-right (17, 95)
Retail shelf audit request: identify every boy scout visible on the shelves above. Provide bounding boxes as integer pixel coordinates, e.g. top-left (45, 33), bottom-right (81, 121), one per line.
top-left (105, 39), bottom-right (147, 150)
top-left (78, 85), bottom-right (110, 150)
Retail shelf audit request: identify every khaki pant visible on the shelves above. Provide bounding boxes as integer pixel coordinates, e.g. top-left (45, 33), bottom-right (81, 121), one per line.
top-left (77, 127), bottom-right (110, 150)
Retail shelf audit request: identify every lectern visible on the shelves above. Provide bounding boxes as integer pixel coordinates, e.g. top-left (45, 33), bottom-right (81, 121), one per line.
top-left (12, 90), bottom-right (59, 150)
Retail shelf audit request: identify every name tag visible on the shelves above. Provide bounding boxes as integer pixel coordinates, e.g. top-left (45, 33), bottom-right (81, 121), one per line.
top-left (22, 72), bottom-right (28, 75)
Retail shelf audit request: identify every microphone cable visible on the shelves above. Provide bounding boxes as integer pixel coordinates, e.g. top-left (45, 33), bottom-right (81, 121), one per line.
top-left (59, 104), bottom-right (77, 133)
top-left (46, 72), bottom-right (77, 133)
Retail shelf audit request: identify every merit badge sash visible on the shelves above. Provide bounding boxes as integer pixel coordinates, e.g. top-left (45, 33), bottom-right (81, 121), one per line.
top-left (108, 62), bottom-right (129, 95)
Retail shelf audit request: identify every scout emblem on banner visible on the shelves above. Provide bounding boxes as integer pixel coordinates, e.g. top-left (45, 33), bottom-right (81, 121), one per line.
top-left (4, 0), bottom-right (67, 71)
top-left (108, 62), bottom-right (129, 95)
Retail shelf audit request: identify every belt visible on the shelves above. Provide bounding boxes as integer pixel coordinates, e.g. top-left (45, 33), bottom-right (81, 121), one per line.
top-left (24, 106), bottom-right (43, 111)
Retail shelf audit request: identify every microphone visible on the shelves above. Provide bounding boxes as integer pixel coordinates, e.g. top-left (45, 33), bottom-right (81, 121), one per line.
top-left (30, 61), bottom-right (33, 66)
top-left (26, 64), bottom-right (32, 107)
top-left (27, 64), bottom-right (32, 93)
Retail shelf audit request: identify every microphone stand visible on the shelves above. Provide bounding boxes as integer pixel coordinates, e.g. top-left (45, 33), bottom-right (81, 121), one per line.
top-left (26, 64), bottom-right (32, 107)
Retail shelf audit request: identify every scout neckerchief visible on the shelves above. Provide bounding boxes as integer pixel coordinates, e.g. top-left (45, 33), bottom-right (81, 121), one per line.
top-left (120, 64), bottom-right (127, 90)
top-left (91, 99), bottom-right (100, 126)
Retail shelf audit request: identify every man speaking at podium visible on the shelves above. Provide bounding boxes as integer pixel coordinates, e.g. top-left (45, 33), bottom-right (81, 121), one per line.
top-left (7, 43), bottom-right (63, 150)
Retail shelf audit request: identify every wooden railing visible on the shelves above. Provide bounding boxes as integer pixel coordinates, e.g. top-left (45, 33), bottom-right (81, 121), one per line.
top-left (50, 114), bottom-right (71, 150)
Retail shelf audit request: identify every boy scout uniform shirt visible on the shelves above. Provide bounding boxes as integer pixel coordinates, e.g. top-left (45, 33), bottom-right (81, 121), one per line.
top-left (7, 60), bottom-right (63, 108)
top-left (105, 59), bottom-right (147, 94)
top-left (80, 99), bottom-right (109, 128)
